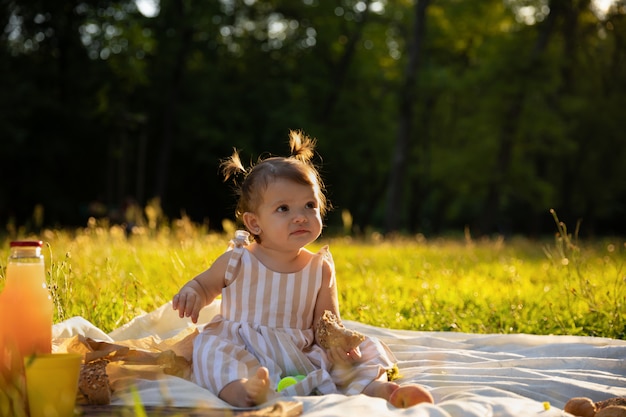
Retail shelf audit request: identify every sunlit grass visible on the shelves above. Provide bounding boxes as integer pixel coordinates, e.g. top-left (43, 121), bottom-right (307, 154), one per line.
top-left (332, 234), bottom-right (625, 339)
top-left (1, 214), bottom-right (624, 339)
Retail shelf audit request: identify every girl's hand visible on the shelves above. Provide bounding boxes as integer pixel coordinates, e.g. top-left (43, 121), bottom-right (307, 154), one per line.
top-left (172, 286), bottom-right (204, 323)
top-left (172, 252), bottom-right (231, 323)
top-left (326, 345), bottom-right (362, 366)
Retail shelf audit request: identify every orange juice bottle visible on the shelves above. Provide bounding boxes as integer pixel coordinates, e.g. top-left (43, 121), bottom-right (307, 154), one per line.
top-left (0, 240), bottom-right (53, 368)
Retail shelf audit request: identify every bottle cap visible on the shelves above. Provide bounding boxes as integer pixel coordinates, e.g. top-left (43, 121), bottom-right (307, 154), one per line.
top-left (10, 241), bottom-right (43, 247)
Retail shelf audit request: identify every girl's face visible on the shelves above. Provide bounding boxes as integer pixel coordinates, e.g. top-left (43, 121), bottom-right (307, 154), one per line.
top-left (245, 178), bottom-right (323, 251)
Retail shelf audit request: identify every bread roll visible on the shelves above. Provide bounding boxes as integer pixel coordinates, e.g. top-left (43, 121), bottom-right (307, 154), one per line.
top-left (78, 358), bottom-right (112, 405)
top-left (315, 310), bottom-right (365, 351)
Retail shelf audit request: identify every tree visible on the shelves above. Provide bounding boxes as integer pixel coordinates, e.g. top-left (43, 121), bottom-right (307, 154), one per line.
top-left (1, 0), bottom-right (625, 235)
top-left (384, 0), bottom-right (431, 234)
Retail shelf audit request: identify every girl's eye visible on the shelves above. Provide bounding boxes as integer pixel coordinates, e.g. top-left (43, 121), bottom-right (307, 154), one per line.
top-left (277, 205), bottom-right (289, 213)
top-left (305, 201), bottom-right (318, 209)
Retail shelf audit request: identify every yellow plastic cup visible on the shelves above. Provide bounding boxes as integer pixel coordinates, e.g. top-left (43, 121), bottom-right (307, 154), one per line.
top-left (24, 353), bottom-right (82, 417)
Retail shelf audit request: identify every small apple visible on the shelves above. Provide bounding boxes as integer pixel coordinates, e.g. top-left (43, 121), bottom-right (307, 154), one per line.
top-left (388, 385), bottom-right (434, 408)
top-left (564, 397), bottom-right (596, 417)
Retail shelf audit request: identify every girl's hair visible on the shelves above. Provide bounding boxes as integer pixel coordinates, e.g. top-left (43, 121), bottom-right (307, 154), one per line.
top-left (220, 130), bottom-right (328, 238)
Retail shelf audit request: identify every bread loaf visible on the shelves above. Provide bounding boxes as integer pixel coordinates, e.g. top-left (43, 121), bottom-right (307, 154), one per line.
top-left (78, 358), bottom-right (112, 405)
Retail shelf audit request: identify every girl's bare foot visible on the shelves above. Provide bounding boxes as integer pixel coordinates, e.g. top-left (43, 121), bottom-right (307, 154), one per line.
top-left (363, 380), bottom-right (400, 400)
top-left (244, 367), bottom-right (272, 405)
top-left (364, 380), bottom-right (434, 408)
top-left (218, 367), bottom-right (273, 407)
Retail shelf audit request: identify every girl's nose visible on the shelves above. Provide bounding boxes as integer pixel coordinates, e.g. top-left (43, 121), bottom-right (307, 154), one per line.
top-left (293, 211), bottom-right (308, 223)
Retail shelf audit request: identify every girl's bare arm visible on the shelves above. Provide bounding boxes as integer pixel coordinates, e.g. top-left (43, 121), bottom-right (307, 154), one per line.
top-left (313, 258), bottom-right (363, 364)
top-left (172, 252), bottom-right (230, 323)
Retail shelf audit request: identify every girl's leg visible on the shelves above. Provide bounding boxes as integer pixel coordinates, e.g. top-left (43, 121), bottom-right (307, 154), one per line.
top-left (218, 367), bottom-right (273, 407)
top-left (362, 379), bottom-right (400, 400)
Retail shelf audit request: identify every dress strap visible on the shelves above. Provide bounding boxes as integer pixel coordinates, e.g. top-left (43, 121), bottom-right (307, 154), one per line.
top-left (228, 230), bottom-right (250, 249)
top-left (224, 230), bottom-right (250, 285)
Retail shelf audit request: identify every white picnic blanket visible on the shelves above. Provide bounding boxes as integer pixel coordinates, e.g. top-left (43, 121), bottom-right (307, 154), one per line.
top-left (52, 301), bottom-right (626, 416)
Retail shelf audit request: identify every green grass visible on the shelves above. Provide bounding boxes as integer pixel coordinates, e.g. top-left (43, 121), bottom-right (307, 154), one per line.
top-left (1, 215), bottom-right (625, 339)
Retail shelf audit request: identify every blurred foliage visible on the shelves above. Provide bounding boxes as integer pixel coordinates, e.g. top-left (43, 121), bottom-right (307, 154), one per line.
top-left (1, 0), bottom-right (625, 237)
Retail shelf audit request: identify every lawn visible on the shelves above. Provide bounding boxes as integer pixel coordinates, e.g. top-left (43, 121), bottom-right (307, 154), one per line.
top-left (1, 215), bottom-right (624, 339)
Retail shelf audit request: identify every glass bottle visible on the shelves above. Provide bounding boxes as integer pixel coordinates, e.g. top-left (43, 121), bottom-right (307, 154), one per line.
top-left (0, 240), bottom-right (53, 365)
top-left (1, 241), bottom-right (53, 415)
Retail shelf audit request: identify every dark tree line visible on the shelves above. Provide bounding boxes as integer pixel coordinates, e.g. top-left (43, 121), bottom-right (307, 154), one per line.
top-left (1, 0), bottom-right (625, 237)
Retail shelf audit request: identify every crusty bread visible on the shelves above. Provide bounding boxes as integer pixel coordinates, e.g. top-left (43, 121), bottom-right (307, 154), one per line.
top-left (78, 358), bottom-right (112, 405)
top-left (596, 398), bottom-right (626, 410)
top-left (564, 397), bottom-right (626, 417)
top-left (316, 310), bottom-right (365, 351)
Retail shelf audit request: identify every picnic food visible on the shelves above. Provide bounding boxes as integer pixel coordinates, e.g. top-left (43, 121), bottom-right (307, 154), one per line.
top-left (596, 407), bottom-right (626, 417)
top-left (78, 358), bottom-right (112, 405)
top-left (388, 385), bottom-right (434, 408)
top-left (276, 375), bottom-right (306, 392)
top-left (565, 397), bottom-right (626, 417)
top-left (0, 241), bottom-right (53, 360)
top-left (315, 310), bottom-right (365, 351)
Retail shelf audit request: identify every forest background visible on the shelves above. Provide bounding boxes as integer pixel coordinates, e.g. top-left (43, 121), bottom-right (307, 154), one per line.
top-left (1, 0), bottom-right (625, 238)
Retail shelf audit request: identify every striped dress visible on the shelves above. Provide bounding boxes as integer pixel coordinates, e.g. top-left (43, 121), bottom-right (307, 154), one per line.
top-left (192, 231), bottom-right (396, 398)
